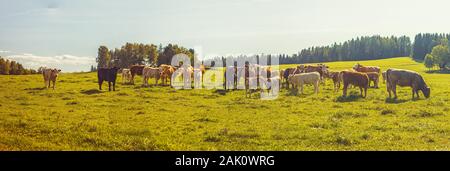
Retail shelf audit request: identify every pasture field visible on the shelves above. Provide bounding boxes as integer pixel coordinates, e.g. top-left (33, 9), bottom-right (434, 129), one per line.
top-left (0, 57), bottom-right (449, 150)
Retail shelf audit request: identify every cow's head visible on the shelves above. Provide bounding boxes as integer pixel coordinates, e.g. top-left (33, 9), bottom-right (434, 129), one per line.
top-left (422, 86), bottom-right (431, 98)
top-left (51, 69), bottom-right (61, 77)
top-left (353, 63), bottom-right (362, 70)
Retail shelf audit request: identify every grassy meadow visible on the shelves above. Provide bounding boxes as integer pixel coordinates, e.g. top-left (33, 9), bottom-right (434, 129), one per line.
top-left (0, 57), bottom-right (449, 150)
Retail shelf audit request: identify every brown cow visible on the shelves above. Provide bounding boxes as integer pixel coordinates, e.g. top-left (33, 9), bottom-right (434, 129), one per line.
top-left (353, 63), bottom-right (381, 74)
top-left (366, 72), bottom-right (380, 88)
top-left (326, 71), bottom-right (341, 92)
top-left (159, 64), bottom-right (175, 86)
top-left (130, 65), bottom-right (145, 84)
top-left (283, 68), bottom-right (297, 88)
top-left (386, 68), bottom-right (430, 99)
top-left (42, 68), bottom-right (61, 89)
top-left (341, 71), bottom-right (369, 97)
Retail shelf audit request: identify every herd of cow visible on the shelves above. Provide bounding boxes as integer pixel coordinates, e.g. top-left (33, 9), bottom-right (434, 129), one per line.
top-left (41, 62), bottom-right (431, 99)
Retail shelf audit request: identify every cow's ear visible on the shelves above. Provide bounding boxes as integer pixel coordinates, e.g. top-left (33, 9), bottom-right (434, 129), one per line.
top-left (58, 69), bottom-right (61, 72)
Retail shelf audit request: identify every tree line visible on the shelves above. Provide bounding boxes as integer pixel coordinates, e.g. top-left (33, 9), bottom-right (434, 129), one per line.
top-left (94, 43), bottom-right (195, 71)
top-left (0, 56), bottom-right (38, 75)
top-left (412, 33), bottom-right (450, 71)
top-left (279, 35), bottom-right (411, 64)
top-left (94, 34), bottom-right (449, 71)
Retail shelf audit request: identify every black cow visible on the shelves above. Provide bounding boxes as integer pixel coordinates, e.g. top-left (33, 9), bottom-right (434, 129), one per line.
top-left (98, 67), bottom-right (120, 91)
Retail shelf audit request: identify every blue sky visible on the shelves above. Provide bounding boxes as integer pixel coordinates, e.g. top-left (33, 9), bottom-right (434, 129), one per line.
top-left (1, 0), bottom-right (450, 72)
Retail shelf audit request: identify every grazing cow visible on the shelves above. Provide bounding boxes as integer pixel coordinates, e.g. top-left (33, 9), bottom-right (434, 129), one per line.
top-left (382, 71), bottom-right (387, 83)
top-left (130, 65), bottom-right (145, 84)
top-left (287, 72), bottom-right (320, 95)
top-left (42, 68), bottom-right (61, 89)
top-left (386, 68), bottom-right (430, 99)
top-left (121, 69), bottom-right (132, 84)
top-left (326, 71), bottom-right (341, 92)
top-left (98, 67), bottom-right (120, 91)
top-left (159, 64), bottom-right (175, 86)
top-left (341, 71), bottom-right (369, 97)
top-left (366, 72), bottom-right (380, 88)
top-left (142, 66), bottom-right (160, 86)
top-left (353, 63), bottom-right (381, 74)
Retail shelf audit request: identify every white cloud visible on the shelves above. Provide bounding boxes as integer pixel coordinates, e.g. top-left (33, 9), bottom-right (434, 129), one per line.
top-left (5, 53), bottom-right (95, 72)
top-left (0, 50), bottom-right (10, 53)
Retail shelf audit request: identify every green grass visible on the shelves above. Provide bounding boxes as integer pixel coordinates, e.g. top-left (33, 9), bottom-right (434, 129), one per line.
top-left (0, 57), bottom-right (449, 150)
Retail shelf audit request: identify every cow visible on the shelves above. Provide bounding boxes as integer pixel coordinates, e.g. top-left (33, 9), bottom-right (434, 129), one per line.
top-left (121, 69), bottom-right (132, 84)
top-left (353, 63), bottom-right (381, 74)
top-left (283, 68), bottom-right (297, 88)
top-left (366, 72), bottom-right (380, 88)
top-left (382, 71), bottom-right (387, 83)
top-left (326, 71), bottom-right (341, 92)
top-left (98, 67), bottom-right (120, 91)
top-left (341, 71), bottom-right (369, 97)
top-left (142, 66), bottom-right (160, 86)
top-left (129, 65), bottom-right (145, 84)
top-left (42, 68), bottom-right (61, 89)
top-left (287, 72), bottom-right (320, 95)
top-left (159, 64), bottom-right (175, 86)
top-left (385, 68), bottom-right (430, 99)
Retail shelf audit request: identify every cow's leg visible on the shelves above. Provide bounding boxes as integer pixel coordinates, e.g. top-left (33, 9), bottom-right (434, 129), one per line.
top-left (108, 81), bottom-right (111, 91)
top-left (315, 81), bottom-right (319, 94)
top-left (386, 82), bottom-right (391, 98)
top-left (359, 87), bottom-right (363, 97)
top-left (113, 81), bottom-right (116, 91)
top-left (52, 80), bottom-right (56, 89)
top-left (99, 80), bottom-right (103, 90)
top-left (364, 87), bottom-right (367, 98)
top-left (392, 83), bottom-right (397, 99)
top-left (343, 83), bottom-right (348, 97)
top-left (300, 83), bottom-right (303, 94)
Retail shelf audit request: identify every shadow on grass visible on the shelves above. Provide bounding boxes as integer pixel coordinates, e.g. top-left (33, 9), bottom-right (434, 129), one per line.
top-left (425, 70), bottom-right (450, 74)
top-left (24, 87), bottom-right (46, 91)
top-left (213, 89), bottom-right (227, 95)
top-left (80, 89), bottom-right (103, 95)
top-left (336, 93), bottom-right (364, 102)
top-left (384, 98), bottom-right (409, 104)
top-left (286, 88), bottom-right (299, 96)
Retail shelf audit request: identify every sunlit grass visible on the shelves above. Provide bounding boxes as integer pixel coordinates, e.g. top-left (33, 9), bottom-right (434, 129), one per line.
top-left (0, 57), bottom-right (449, 150)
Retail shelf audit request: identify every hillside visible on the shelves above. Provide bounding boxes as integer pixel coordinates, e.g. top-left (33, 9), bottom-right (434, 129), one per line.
top-left (0, 57), bottom-right (449, 150)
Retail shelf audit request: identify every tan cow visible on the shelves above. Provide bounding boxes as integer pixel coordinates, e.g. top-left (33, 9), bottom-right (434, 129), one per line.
top-left (142, 66), bottom-right (160, 86)
top-left (42, 68), bottom-right (61, 89)
top-left (288, 72), bottom-right (320, 95)
top-left (121, 69), bottom-right (132, 84)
